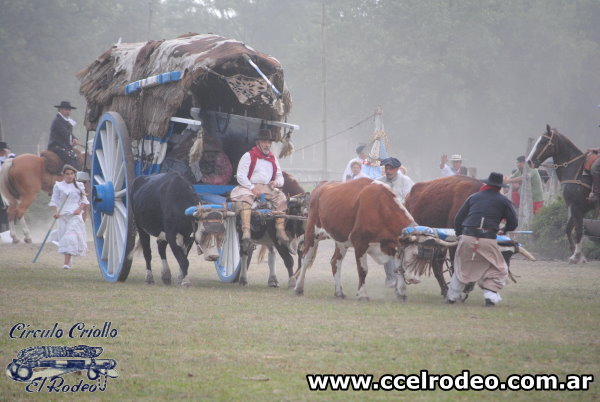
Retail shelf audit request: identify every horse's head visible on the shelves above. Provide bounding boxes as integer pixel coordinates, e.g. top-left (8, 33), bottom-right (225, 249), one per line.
top-left (527, 124), bottom-right (556, 168)
top-left (194, 210), bottom-right (226, 261)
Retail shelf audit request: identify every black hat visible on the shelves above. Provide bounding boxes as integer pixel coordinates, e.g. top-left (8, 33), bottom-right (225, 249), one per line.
top-left (256, 128), bottom-right (274, 141)
top-left (381, 157), bottom-right (401, 168)
top-left (356, 143), bottom-right (366, 154)
top-left (54, 101), bottom-right (77, 110)
top-left (516, 155), bottom-right (526, 163)
top-left (482, 172), bottom-right (508, 188)
top-left (0, 141), bottom-right (8, 150)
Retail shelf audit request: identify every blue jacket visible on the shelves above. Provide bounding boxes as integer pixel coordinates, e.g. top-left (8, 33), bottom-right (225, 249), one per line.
top-left (454, 189), bottom-right (518, 235)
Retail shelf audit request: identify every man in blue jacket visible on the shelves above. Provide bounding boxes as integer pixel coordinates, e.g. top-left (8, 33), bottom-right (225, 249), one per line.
top-left (447, 172), bottom-right (518, 306)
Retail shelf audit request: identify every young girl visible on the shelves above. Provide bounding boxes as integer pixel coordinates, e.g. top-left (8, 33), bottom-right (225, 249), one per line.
top-left (49, 164), bottom-right (89, 269)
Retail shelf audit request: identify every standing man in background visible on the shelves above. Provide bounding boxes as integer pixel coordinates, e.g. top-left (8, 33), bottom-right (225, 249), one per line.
top-left (504, 155), bottom-right (544, 214)
top-left (440, 154), bottom-right (467, 177)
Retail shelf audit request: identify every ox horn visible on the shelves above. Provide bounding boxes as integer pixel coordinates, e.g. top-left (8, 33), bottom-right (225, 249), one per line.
top-left (518, 245), bottom-right (536, 261)
top-left (432, 238), bottom-right (458, 247)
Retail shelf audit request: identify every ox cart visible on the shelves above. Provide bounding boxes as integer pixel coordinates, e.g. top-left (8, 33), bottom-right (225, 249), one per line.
top-left (78, 33), bottom-right (300, 282)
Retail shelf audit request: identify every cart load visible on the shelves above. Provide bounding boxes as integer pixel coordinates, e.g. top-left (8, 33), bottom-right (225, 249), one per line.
top-left (78, 33), bottom-right (300, 282)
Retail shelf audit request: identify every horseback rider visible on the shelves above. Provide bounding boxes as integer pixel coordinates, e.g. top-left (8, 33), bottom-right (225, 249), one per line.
top-left (230, 128), bottom-right (289, 247)
top-left (447, 172), bottom-right (518, 307)
top-left (48, 101), bottom-right (81, 170)
top-left (0, 141), bottom-right (16, 233)
top-left (587, 147), bottom-right (600, 203)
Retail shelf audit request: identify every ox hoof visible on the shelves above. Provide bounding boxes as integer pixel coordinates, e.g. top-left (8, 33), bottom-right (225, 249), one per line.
top-left (287, 277), bottom-right (297, 289)
top-left (239, 278), bottom-right (248, 287)
top-left (357, 296), bottom-right (370, 302)
top-left (162, 277), bottom-right (172, 286)
top-left (294, 288), bottom-right (304, 296)
top-left (180, 279), bottom-right (191, 288)
top-left (12, 239), bottom-right (20, 244)
top-left (334, 292), bottom-right (346, 299)
top-left (145, 274), bottom-right (155, 285)
top-left (397, 294), bottom-right (407, 302)
top-left (24, 238), bottom-right (32, 244)
top-left (268, 277), bottom-right (279, 288)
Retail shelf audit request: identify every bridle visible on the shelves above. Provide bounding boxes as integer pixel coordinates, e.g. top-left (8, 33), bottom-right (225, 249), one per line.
top-left (533, 130), bottom-right (590, 189)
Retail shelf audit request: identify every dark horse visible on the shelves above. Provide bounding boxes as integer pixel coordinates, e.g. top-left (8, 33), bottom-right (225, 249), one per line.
top-left (527, 125), bottom-right (595, 263)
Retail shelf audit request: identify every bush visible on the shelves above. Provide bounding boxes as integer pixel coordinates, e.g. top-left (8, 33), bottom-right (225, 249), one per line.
top-left (531, 197), bottom-right (600, 260)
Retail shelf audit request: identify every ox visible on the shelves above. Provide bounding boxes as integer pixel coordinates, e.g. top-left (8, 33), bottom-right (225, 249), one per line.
top-left (132, 172), bottom-right (225, 286)
top-left (246, 172), bottom-right (309, 288)
top-left (294, 178), bottom-right (417, 301)
top-left (404, 175), bottom-right (481, 296)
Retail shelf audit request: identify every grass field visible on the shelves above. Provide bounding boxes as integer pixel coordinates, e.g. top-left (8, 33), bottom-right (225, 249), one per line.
top-left (1, 236), bottom-right (599, 401)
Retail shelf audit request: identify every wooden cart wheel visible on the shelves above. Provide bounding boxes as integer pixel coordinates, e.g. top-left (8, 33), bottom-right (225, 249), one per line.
top-left (90, 112), bottom-right (136, 282)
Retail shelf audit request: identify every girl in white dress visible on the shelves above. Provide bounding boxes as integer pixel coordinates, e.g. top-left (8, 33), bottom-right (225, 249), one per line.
top-left (49, 165), bottom-right (89, 269)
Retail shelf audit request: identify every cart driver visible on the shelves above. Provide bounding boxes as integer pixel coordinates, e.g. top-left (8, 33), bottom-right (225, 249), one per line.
top-left (230, 128), bottom-right (289, 247)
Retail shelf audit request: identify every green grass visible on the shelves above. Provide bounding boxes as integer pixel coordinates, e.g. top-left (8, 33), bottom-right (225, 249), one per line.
top-left (1, 240), bottom-right (599, 401)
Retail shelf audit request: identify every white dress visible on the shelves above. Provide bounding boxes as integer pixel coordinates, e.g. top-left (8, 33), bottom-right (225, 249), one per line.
top-left (48, 181), bottom-right (89, 256)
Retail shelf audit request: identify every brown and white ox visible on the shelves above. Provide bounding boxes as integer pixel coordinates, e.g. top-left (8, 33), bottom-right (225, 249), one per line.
top-left (404, 175), bottom-right (482, 296)
top-left (294, 178), bottom-right (418, 301)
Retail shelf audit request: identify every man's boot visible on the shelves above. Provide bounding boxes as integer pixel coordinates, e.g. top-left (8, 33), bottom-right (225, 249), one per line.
top-left (239, 204), bottom-right (252, 242)
top-left (588, 174), bottom-right (600, 203)
top-left (274, 217), bottom-right (290, 246)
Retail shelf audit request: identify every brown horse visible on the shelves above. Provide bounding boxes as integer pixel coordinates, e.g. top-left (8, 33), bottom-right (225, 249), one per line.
top-left (0, 150), bottom-right (84, 243)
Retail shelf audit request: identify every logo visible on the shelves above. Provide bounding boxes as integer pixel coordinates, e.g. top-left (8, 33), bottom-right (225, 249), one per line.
top-left (6, 345), bottom-right (118, 393)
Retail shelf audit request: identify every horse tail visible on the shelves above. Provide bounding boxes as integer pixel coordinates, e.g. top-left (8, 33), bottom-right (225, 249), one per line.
top-left (0, 158), bottom-right (18, 207)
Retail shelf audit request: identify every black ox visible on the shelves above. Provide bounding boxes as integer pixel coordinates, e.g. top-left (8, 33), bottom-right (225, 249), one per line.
top-left (132, 172), bottom-right (226, 286)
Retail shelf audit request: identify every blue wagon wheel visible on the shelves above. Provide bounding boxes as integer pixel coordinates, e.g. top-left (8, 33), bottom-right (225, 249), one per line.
top-left (214, 215), bottom-right (241, 282)
top-left (90, 112), bottom-right (136, 282)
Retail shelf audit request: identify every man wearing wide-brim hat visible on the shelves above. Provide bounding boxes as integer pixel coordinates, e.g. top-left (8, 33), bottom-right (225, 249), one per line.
top-left (440, 154), bottom-right (467, 177)
top-left (230, 128), bottom-right (289, 247)
top-left (447, 172), bottom-right (518, 307)
top-left (47, 101), bottom-right (81, 170)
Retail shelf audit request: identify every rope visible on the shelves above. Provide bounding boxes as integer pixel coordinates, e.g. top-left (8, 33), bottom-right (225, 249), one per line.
top-left (295, 112), bottom-right (376, 152)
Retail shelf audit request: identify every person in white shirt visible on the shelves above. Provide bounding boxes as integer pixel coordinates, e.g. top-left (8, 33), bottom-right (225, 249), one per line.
top-left (375, 157), bottom-right (415, 286)
top-left (348, 161), bottom-right (369, 181)
top-left (48, 164), bottom-right (89, 269)
top-left (440, 154), bottom-right (467, 177)
top-left (230, 129), bottom-right (289, 246)
top-left (342, 144), bottom-right (383, 181)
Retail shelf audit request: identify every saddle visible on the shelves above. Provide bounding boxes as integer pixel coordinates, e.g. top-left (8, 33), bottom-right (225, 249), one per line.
top-left (584, 153), bottom-right (599, 172)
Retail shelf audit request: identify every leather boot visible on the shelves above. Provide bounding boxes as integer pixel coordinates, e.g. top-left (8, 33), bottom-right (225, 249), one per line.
top-left (274, 217), bottom-right (290, 245)
top-left (588, 174), bottom-right (600, 203)
top-left (240, 205), bottom-right (252, 241)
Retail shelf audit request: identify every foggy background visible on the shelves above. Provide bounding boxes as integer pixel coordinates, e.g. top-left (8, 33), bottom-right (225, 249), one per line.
top-left (1, 0), bottom-right (599, 183)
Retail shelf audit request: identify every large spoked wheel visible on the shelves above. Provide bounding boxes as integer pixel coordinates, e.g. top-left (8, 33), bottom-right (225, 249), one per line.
top-left (214, 216), bottom-right (241, 282)
top-left (90, 112), bottom-right (136, 282)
